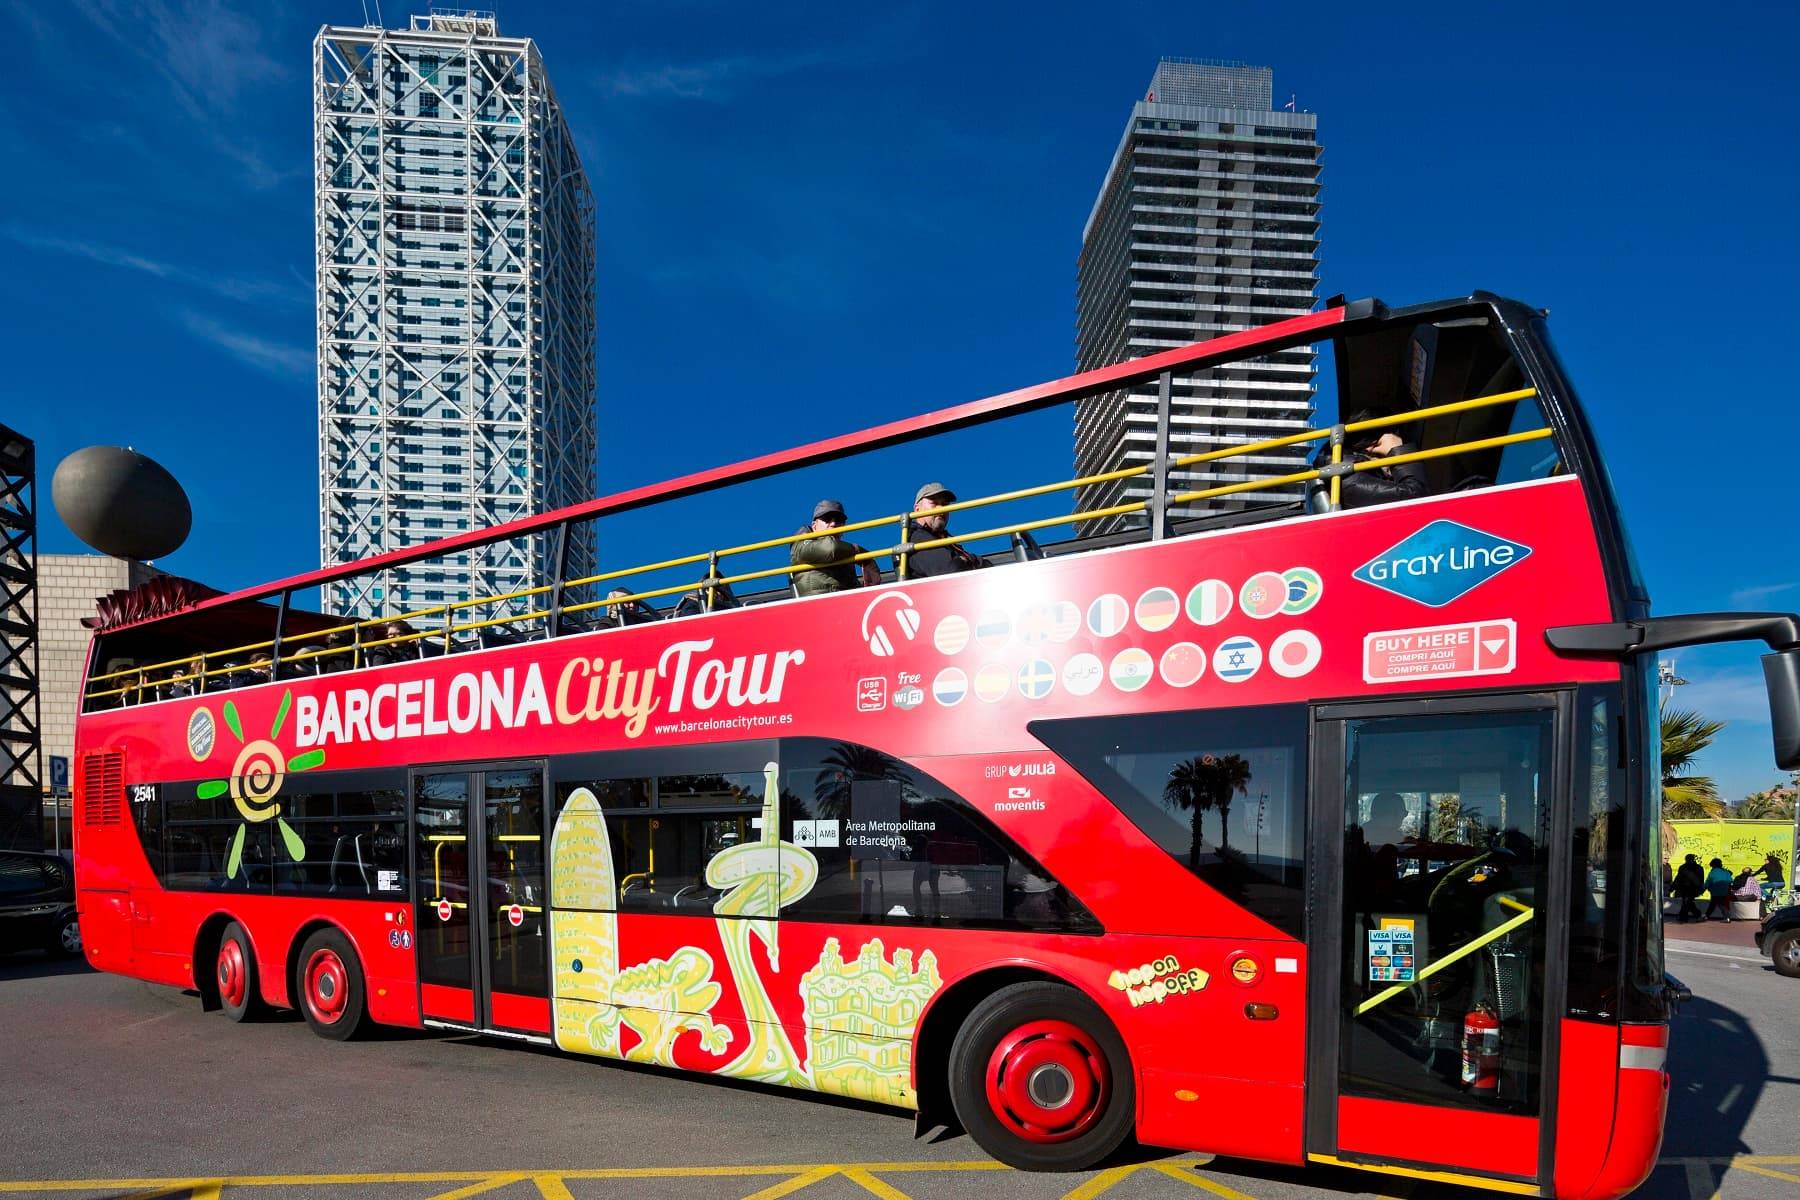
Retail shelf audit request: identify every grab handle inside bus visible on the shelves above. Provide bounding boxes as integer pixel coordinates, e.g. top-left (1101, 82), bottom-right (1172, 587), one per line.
top-left (1546, 611), bottom-right (1800, 770)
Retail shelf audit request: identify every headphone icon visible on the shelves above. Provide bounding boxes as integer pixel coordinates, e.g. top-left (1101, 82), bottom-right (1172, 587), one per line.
top-left (862, 592), bottom-right (922, 657)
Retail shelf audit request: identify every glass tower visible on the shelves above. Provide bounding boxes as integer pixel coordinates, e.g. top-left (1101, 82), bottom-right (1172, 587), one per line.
top-left (314, 12), bottom-right (596, 619)
top-left (1075, 59), bottom-right (1321, 533)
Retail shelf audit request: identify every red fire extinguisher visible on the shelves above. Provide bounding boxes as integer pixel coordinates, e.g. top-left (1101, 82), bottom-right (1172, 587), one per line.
top-left (1461, 1007), bottom-right (1501, 1096)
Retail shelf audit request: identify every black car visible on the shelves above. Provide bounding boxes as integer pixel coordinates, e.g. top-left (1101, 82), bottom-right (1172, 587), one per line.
top-left (1755, 902), bottom-right (1800, 978)
top-left (0, 851), bottom-right (80, 958)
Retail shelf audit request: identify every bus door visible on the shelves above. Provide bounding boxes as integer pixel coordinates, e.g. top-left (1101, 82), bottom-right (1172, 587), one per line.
top-left (1306, 694), bottom-right (1569, 1191)
top-left (412, 763), bottom-right (551, 1038)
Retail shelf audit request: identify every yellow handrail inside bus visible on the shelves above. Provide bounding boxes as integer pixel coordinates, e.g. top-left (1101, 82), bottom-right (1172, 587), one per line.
top-left (1355, 896), bottom-right (1536, 1016)
top-left (85, 386), bottom-right (1545, 704)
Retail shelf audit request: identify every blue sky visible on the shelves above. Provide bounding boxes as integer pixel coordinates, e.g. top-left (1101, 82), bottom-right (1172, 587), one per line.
top-left (4, 0), bottom-right (1797, 799)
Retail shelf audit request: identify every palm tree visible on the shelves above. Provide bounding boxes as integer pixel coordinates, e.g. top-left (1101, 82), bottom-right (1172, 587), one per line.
top-left (811, 742), bottom-right (911, 820)
top-left (1203, 754), bottom-right (1252, 853)
top-left (1661, 709), bottom-right (1725, 820)
top-left (1737, 786), bottom-right (1797, 821)
top-left (1163, 758), bottom-right (1216, 869)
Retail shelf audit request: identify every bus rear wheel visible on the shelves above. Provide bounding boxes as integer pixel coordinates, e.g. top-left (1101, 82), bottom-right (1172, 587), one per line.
top-left (216, 922), bottom-right (262, 1022)
top-left (947, 981), bottom-right (1134, 1171)
top-left (296, 929), bottom-right (368, 1041)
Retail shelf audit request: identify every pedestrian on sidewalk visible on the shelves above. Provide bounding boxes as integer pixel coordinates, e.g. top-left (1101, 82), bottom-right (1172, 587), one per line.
top-left (1673, 854), bottom-right (1704, 922)
top-left (1703, 857), bottom-right (1736, 921)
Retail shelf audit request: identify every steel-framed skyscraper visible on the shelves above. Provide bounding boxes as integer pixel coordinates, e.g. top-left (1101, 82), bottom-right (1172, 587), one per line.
top-left (0, 424), bottom-right (43, 850)
top-left (1075, 59), bottom-right (1320, 532)
top-left (314, 11), bottom-right (596, 619)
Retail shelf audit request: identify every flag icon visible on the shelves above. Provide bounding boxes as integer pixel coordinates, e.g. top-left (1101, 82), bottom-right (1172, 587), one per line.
top-left (1134, 586), bottom-right (1180, 632)
top-left (1109, 648), bottom-right (1154, 692)
top-left (976, 611), bottom-right (1013, 649)
top-left (1062, 652), bottom-right (1103, 696)
top-left (1018, 604), bottom-right (1054, 645)
top-left (1239, 571), bottom-right (1287, 620)
top-left (933, 614), bottom-right (970, 655)
top-left (1159, 641), bottom-right (1207, 687)
top-left (1215, 635), bottom-right (1263, 683)
top-left (1048, 600), bottom-right (1081, 643)
top-left (975, 663), bottom-right (1012, 703)
top-left (1186, 578), bottom-right (1233, 626)
top-left (1017, 658), bottom-right (1056, 699)
top-left (1088, 594), bottom-right (1129, 637)
top-left (932, 668), bottom-right (968, 706)
top-left (1281, 567), bottom-right (1323, 615)
top-left (1270, 629), bottom-right (1321, 678)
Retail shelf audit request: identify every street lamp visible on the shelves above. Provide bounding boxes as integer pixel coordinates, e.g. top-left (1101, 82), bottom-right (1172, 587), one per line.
top-left (1658, 659), bottom-right (1689, 707)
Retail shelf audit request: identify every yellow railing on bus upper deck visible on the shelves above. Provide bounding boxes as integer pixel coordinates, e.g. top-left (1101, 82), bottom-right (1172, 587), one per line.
top-left (83, 387), bottom-right (1549, 704)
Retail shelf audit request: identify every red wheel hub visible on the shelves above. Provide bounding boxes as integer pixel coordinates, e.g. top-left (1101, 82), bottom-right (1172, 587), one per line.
top-left (304, 948), bottom-right (349, 1024)
top-left (984, 1019), bottom-right (1110, 1144)
top-left (217, 938), bottom-right (247, 1009)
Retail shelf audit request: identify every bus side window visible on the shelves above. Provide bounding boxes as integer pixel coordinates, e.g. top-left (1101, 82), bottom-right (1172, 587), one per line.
top-left (273, 772), bottom-right (408, 898)
top-left (778, 738), bottom-right (1096, 932)
top-left (1028, 704), bottom-right (1308, 937)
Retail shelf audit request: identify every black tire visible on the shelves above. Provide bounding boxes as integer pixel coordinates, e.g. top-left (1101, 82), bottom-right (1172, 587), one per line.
top-left (1773, 930), bottom-right (1800, 979)
top-left (47, 913), bottom-right (82, 959)
top-left (215, 921), bottom-right (263, 1022)
top-left (947, 981), bottom-right (1134, 1171)
top-left (294, 928), bottom-right (368, 1041)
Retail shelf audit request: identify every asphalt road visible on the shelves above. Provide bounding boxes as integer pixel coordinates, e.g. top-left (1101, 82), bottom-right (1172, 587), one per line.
top-left (0, 941), bottom-right (1793, 1200)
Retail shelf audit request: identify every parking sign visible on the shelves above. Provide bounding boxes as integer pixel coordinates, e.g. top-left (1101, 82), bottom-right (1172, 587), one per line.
top-left (49, 755), bottom-right (69, 793)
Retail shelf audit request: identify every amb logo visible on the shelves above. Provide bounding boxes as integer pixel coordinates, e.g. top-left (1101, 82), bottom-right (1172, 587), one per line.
top-left (1352, 520), bottom-right (1531, 608)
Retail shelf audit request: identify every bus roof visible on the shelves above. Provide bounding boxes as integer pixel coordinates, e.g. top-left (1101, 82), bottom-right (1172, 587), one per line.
top-left (109, 294), bottom-right (1535, 633)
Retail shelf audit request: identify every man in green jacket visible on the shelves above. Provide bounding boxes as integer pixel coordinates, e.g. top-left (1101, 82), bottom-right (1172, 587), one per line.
top-left (791, 499), bottom-right (879, 596)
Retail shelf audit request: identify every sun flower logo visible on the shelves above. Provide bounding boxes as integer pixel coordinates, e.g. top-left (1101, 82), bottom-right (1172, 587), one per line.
top-left (193, 690), bottom-right (325, 879)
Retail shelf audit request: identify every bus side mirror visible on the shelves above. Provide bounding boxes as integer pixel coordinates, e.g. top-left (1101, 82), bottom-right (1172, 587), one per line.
top-left (1766, 648), bottom-right (1800, 770)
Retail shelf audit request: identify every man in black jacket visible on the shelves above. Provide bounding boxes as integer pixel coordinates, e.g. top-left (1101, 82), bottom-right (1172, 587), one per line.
top-left (1316, 416), bottom-right (1427, 509)
top-left (899, 482), bottom-right (981, 579)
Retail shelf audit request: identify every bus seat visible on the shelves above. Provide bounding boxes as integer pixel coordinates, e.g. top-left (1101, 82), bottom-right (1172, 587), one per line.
top-left (1011, 529), bottom-right (1045, 563)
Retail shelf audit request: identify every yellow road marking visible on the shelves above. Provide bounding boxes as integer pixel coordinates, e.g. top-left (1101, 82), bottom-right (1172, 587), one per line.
top-left (5, 1154), bottom-right (1797, 1198)
top-left (114, 1186), bottom-right (224, 1200)
top-left (1152, 1162), bottom-right (1263, 1199)
top-left (1058, 1164), bottom-right (1135, 1200)
top-left (1732, 1162), bottom-right (1800, 1185)
top-left (425, 1174), bottom-right (529, 1200)
top-left (740, 1166), bottom-right (838, 1200)
top-left (532, 1176), bottom-right (578, 1200)
top-left (1685, 1161), bottom-right (1719, 1200)
top-left (841, 1166), bottom-right (913, 1200)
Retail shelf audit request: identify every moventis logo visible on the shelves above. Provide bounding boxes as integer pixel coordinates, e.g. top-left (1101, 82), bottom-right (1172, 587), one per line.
top-left (1352, 520), bottom-right (1531, 608)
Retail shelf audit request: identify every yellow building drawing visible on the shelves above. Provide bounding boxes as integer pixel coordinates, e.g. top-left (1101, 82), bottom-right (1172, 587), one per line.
top-left (800, 936), bottom-right (942, 1107)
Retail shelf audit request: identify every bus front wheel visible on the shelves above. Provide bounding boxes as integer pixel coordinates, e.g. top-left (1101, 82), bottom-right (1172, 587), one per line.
top-left (296, 928), bottom-right (368, 1041)
top-left (1772, 930), bottom-right (1800, 979)
top-left (947, 981), bottom-right (1134, 1171)
top-left (216, 922), bottom-right (262, 1022)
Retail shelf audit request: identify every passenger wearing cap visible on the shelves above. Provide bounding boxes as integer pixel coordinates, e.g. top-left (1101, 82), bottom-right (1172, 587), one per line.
top-left (790, 499), bottom-right (880, 597)
top-left (899, 482), bottom-right (981, 579)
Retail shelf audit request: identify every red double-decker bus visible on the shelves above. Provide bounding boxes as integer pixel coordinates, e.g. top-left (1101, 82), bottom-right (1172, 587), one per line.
top-left (72, 294), bottom-right (1799, 1196)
